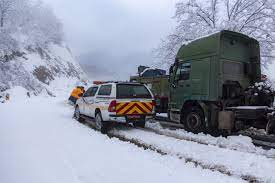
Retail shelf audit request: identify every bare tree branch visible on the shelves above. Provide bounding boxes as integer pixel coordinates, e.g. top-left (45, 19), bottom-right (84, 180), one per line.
top-left (154, 0), bottom-right (275, 68)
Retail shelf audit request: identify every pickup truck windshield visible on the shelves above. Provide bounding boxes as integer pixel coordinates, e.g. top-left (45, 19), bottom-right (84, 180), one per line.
top-left (117, 84), bottom-right (151, 99)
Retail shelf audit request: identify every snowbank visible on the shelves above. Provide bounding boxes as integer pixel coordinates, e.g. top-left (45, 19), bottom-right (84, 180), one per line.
top-left (5, 86), bottom-right (30, 101)
top-left (146, 121), bottom-right (275, 158)
top-left (114, 127), bottom-right (275, 182)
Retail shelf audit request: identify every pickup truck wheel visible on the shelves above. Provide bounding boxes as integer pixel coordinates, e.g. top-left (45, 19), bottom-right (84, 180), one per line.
top-left (133, 121), bottom-right (146, 128)
top-left (182, 107), bottom-right (205, 134)
top-left (95, 112), bottom-right (108, 134)
top-left (74, 106), bottom-right (84, 123)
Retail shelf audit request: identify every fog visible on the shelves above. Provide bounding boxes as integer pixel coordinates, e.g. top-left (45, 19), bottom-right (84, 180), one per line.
top-left (42, 0), bottom-right (177, 80)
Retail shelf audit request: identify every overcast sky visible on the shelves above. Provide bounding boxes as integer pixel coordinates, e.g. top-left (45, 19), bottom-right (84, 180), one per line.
top-left (42, 0), bottom-right (177, 80)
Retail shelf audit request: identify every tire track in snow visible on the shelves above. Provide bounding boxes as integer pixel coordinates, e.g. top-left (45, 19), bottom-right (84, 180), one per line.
top-left (76, 116), bottom-right (269, 183)
top-left (107, 130), bottom-right (260, 183)
top-left (143, 125), bottom-right (275, 159)
top-left (146, 121), bottom-right (275, 159)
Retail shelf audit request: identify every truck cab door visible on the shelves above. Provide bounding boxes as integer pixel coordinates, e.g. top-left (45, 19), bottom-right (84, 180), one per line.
top-left (170, 62), bottom-right (191, 111)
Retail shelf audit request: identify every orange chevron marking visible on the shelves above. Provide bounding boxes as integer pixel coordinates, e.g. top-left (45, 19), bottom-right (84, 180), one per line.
top-left (128, 106), bottom-right (143, 114)
top-left (116, 101), bottom-right (153, 115)
top-left (116, 102), bottom-right (128, 111)
top-left (117, 102), bottom-right (135, 114)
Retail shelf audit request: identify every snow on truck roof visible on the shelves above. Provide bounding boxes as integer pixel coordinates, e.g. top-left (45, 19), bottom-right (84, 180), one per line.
top-left (181, 30), bottom-right (257, 48)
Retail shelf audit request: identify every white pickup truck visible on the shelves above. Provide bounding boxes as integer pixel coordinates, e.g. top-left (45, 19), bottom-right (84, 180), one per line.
top-left (74, 82), bottom-right (156, 133)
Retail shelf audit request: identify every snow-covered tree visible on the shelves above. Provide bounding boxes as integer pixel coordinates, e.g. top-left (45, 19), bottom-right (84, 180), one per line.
top-left (0, 0), bottom-right (14, 27)
top-left (0, 0), bottom-right (64, 59)
top-left (21, 1), bottom-right (64, 48)
top-left (155, 0), bottom-right (275, 68)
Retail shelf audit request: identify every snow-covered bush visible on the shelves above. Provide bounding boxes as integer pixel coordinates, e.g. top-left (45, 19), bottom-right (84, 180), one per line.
top-left (245, 81), bottom-right (275, 106)
top-left (0, 60), bottom-right (43, 93)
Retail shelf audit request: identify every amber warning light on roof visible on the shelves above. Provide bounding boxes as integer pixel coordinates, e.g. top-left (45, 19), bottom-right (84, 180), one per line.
top-left (93, 81), bottom-right (107, 85)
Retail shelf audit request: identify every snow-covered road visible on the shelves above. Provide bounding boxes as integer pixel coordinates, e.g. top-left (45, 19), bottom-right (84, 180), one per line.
top-left (146, 121), bottom-right (275, 158)
top-left (0, 95), bottom-right (244, 183)
top-left (112, 127), bottom-right (275, 182)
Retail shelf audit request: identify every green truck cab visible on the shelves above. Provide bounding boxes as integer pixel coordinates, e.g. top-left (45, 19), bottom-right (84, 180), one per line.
top-left (168, 30), bottom-right (271, 134)
top-left (131, 30), bottom-right (275, 134)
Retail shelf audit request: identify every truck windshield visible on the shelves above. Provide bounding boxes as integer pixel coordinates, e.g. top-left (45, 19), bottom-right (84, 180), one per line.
top-left (116, 84), bottom-right (151, 99)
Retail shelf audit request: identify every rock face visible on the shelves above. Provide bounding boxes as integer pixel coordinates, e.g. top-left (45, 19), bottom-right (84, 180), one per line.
top-left (0, 43), bottom-right (87, 95)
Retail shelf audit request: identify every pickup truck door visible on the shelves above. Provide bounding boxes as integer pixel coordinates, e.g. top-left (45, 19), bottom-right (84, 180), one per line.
top-left (84, 86), bottom-right (99, 117)
top-left (84, 97), bottom-right (95, 116)
top-left (77, 97), bottom-right (85, 114)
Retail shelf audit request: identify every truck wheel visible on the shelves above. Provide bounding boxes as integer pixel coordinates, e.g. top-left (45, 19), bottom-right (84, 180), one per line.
top-left (95, 112), bottom-right (108, 134)
top-left (133, 121), bottom-right (146, 128)
top-left (74, 106), bottom-right (84, 123)
top-left (182, 107), bottom-right (205, 134)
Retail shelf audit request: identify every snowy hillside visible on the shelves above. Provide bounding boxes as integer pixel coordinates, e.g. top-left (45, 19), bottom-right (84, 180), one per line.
top-left (0, 43), bottom-right (87, 95)
top-left (0, 0), bottom-right (88, 95)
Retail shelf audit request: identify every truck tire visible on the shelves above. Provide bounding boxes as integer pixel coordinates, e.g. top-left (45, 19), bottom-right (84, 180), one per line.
top-left (182, 106), bottom-right (205, 134)
top-left (133, 121), bottom-right (146, 128)
top-left (95, 112), bottom-right (108, 134)
top-left (74, 106), bottom-right (85, 123)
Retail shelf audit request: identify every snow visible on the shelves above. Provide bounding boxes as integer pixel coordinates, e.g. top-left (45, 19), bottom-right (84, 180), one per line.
top-left (0, 96), bottom-right (5, 103)
top-left (146, 121), bottom-right (275, 158)
top-left (0, 41), bottom-right (90, 96)
top-left (227, 106), bottom-right (269, 110)
top-left (140, 67), bottom-right (150, 76)
top-left (3, 86), bottom-right (30, 101)
top-left (47, 77), bottom-right (83, 97)
top-left (114, 127), bottom-right (275, 182)
top-left (21, 52), bottom-right (46, 72)
top-left (0, 93), bottom-right (243, 183)
top-left (49, 44), bottom-right (75, 64)
top-left (21, 43), bottom-right (83, 75)
top-left (266, 59), bottom-right (275, 81)
top-left (181, 31), bottom-right (220, 47)
top-left (156, 113), bottom-right (168, 118)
